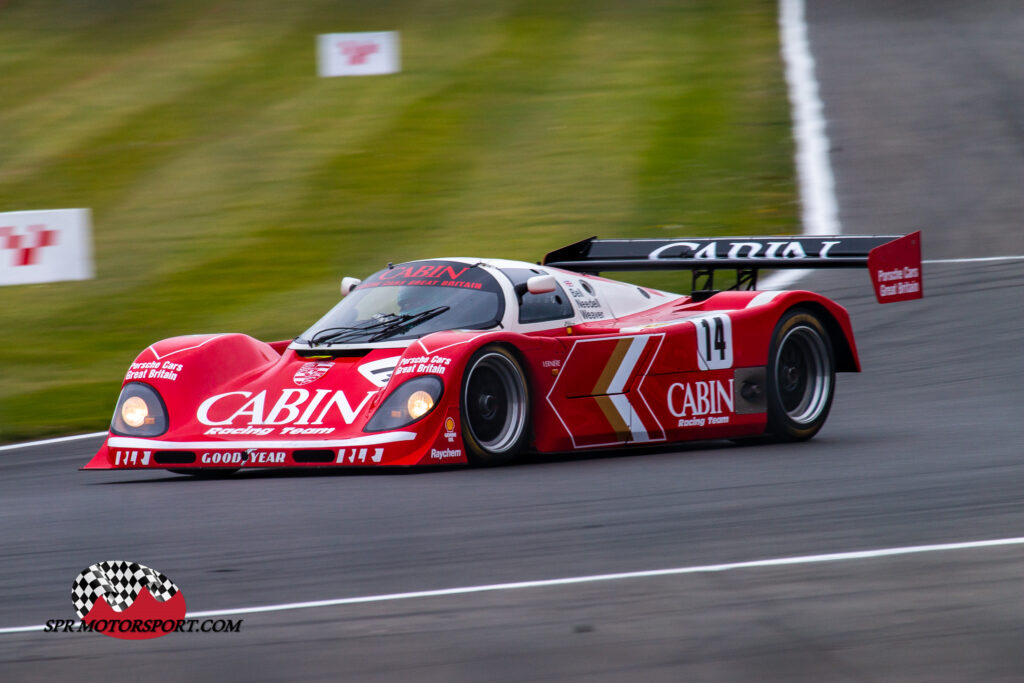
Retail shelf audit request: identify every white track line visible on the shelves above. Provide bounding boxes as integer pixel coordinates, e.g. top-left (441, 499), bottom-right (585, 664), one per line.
top-left (5, 535), bottom-right (1024, 635)
top-left (762, 0), bottom-right (840, 291)
top-left (924, 255), bottom-right (1024, 264)
top-left (0, 431), bottom-right (106, 453)
top-left (759, 255), bottom-right (1024, 292)
top-left (779, 0), bottom-right (839, 236)
top-left (769, 0), bottom-right (1021, 291)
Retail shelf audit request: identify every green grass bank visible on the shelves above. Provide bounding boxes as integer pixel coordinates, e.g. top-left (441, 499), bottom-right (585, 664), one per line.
top-left (0, 0), bottom-right (795, 441)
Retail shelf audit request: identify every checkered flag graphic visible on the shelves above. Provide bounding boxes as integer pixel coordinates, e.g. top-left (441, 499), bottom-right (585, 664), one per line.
top-left (71, 561), bottom-right (179, 618)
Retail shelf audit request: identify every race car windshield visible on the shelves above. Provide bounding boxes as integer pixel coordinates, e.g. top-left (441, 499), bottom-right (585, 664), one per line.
top-left (298, 261), bottom-right (504, 345)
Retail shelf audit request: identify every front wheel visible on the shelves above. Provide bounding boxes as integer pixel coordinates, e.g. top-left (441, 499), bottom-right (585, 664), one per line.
top-left (765, 309), bottom-right (835, 441)
top-left (461, 346), bottom-right (530, 466)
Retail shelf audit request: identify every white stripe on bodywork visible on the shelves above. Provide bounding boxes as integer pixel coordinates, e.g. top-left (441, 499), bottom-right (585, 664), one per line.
top-left (106, 431), bottom-right (417, 451)
top-left (610, 393), bottom-right (649, 442)
top-left (618, 320), bottom-right (686, 334)
top-left (357, 356), bottom-right (402, 387)
top-left (544, 333), bottom-right (666, 450)
top-left (607, 335), bottom-right (650, 394)
top-left (147, 335), bottom-right (225, 361)
top-left (746, 290), bottom-right (785, 308)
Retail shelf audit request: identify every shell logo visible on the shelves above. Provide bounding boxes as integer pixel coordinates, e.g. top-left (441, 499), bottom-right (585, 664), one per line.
top-left (444, 416), bottom-right (456, 432)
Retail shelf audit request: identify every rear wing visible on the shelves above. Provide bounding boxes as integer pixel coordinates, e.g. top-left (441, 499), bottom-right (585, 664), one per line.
top-left (542, 232), bottom-right (922, 304)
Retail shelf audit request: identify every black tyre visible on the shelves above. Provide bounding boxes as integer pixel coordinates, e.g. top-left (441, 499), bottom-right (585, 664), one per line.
top-left (461, 345), bottom-right (530, 465)
top-left (766, 309), bottom-right (835, 441)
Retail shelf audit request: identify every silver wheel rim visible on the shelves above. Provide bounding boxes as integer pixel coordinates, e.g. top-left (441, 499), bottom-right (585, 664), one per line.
top-left (774, 325), bottom-right (831, 425)
top-left (464, 352), bottom-right (527, 453)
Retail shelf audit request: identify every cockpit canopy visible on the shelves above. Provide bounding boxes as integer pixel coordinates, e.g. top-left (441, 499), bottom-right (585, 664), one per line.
top-left (297, 260), bottom-right (505, 346)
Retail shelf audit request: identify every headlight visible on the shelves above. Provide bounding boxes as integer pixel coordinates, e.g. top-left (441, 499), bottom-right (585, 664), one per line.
top-left (121, 396), bottom-right (149, 427)
top-left (407, 390), bottom-right (434, 420)
top-left (364, 376), bottom-right (443, 432)
top-left (111, 382), bottom-right (168, 437)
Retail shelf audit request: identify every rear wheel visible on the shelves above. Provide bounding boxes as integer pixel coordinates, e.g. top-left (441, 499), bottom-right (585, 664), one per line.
top-left (461, 346), bottom-right (530, 466)
top-left (766, 309), bottom-right (835, 441)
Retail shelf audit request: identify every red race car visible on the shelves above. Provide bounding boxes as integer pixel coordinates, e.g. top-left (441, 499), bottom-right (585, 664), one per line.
top-left (83, 233), bottom-right (921, 473)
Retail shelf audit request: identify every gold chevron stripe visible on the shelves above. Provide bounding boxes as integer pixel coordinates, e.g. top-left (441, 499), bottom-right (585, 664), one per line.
top-left (594, 395), bottom-right (630, 440)
top-left (592, 338), bottom-right (631, 395)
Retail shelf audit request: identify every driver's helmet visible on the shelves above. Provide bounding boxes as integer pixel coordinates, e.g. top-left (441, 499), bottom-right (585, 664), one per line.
top-left (396, 285), bottom-right (437, 314)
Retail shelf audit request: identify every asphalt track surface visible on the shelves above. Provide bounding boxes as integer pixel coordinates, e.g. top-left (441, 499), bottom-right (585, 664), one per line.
top-left (3, 2), bottom-right (1023, 680)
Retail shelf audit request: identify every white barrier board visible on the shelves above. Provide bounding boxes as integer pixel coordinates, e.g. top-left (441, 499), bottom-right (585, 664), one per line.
top-left (318, 31), bottom-right (400, 77)
top-left (0, 209), bottom-right (93, 286)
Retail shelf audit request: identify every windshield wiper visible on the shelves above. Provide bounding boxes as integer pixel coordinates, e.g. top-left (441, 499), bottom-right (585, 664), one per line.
top-left (368, 306), bottom-right (450, 342)
top-left (305, 307), bottom-right (450, 346)
top-left (307, 314), bottom-right (403, 345)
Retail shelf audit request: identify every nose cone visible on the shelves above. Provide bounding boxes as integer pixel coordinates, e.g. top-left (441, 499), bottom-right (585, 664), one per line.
top-left (189, 351), bottom-right (402, 437)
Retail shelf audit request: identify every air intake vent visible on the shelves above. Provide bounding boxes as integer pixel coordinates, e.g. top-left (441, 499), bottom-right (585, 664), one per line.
top-left (296, 348), bottom-right (371, 358)
top-left (154, 451), bottom-right (196, 464)
top-left (292, 449), bottom-right (334, 463)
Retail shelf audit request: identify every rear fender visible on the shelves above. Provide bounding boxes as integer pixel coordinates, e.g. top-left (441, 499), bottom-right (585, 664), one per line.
top-left (746, 292), bottom-right (859, 372)
top-left (796, 300), bottom-right (860, 372)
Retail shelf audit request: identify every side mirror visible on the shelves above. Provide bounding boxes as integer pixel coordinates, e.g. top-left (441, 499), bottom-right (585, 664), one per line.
top-left (526, 274), bottom-right (557, 294)
top-left (340, 277), bottom-right (361, 297)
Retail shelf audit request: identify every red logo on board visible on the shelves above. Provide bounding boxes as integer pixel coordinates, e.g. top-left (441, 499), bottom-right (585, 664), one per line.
top-left (0, 225), bottom-right (58, 266)
top-left (338, 41), bottom-right (379, 65)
